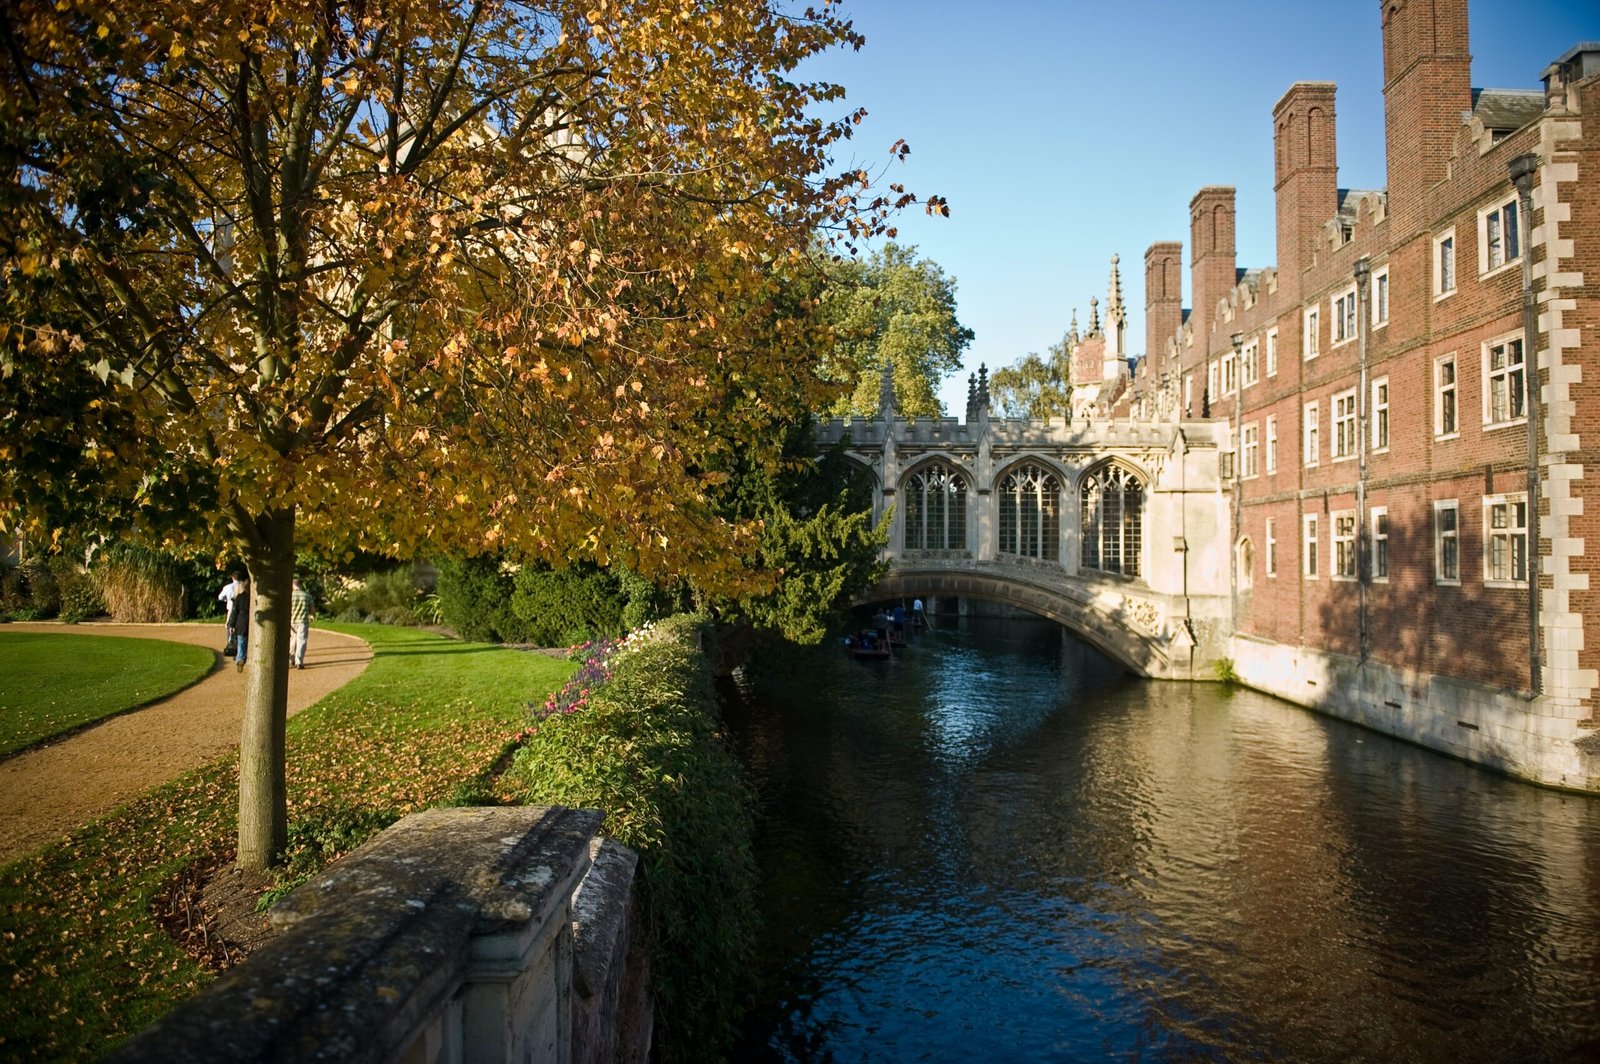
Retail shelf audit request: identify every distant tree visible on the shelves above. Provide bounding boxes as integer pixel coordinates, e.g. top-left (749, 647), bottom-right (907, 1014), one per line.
top-left (991, 336), bottom-right (1073, 419)
top-left (822, 243), bottom-right (973, 418)
top-left (0, 0), bottom-right (936, 868)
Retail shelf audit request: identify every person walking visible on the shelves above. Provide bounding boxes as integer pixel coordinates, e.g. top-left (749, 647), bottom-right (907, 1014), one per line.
top-left (289, 576), bottom-right (317, 670)
top-left (230, 575), bottom-right (250, 672)
top-left (219, 572), bottom-right (244, 657)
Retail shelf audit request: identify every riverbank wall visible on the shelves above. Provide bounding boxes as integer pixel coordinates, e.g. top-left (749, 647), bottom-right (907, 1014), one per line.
top-left (1231, 633), bottom-right (1600, 794)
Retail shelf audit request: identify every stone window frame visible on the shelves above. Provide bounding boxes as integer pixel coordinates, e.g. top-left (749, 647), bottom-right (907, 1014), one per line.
top-left (1079, 461), bottom-right (1146, 579)
top-left (1240, 421), bottom-right (1260, 480)
top-left (996, 460), bottom-right (1062, 562)
top-left (1331, 283), bottom-right (1359, 348)
top-left (1370, 505), bottom-right (1389, 582)
top-left (1477, 195), bottom-right (1521, 278)
top-left (1483, 493), bottom-right (1529, 587)
top-left (1332, 509), bottom-right (1358, 581)
top-left (1371, 376), bottom-right (1390, 452)
top-left (1240, 337), bottom-right (1260, 389)
top-left (1434, 352), bottom-right (1459, 439)
top-left (1303, 512), bottom-right (1320, 580)
top-left (1303, 304), bottom-right (1321, 360)
top-left (1265, 517), bottom-right (1277, 578)
top-left (1265, 413), bottom-right (1278, 475)
top-left (1265, 327), bottom-right (1279, 378)
top-left (1434, 227), bottom-right (1457, 300)
top-left (1434, 499), bottom-right (1461, 586)
top-left (1370, 265), bottom-right (1390, 328)
top-left (1303, 399), bottom-right (1320, 468)
top-left (1331, 387), bottom-right (1358, 462)
top-left (1482, 331), bottom-right (1527, 430)
top-left (901, 460), bottom-right (970, 552)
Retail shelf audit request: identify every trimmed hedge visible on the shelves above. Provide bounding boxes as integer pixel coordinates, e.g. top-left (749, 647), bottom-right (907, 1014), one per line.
top-left (505, 615), bottom-right (757, 1063)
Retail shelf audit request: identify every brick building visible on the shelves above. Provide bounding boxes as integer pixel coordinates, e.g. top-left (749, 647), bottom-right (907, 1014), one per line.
top-left (1116, 0), bottom-right (1599, 789)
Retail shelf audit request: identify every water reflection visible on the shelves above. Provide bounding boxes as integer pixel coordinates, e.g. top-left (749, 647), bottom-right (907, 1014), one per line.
top-left (726, 615), bottom-right (1600, 1063)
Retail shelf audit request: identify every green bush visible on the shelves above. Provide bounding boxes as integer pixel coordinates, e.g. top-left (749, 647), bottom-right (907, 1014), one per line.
top-left (507, 615), bottom-right (756, 1063)
top-left (507, 564), bottom-right (626, 647)
top-left (95, 544), bottom-right (185, 622)
top-left (435, 555), bottom-right (525, 643)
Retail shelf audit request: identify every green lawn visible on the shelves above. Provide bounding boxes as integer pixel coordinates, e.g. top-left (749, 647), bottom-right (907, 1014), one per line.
top-left (0, 623), bottom-right (573, 1064)
top-left (0, 632), bottom-right (215, 757)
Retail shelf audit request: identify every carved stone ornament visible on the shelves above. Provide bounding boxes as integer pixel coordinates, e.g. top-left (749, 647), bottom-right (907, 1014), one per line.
top-left (1127, 598), bottom-right (1161, 635)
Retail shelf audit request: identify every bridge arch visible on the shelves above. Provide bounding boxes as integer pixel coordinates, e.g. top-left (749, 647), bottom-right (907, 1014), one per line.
top-left (870, 564), bottom-right (1182, 679)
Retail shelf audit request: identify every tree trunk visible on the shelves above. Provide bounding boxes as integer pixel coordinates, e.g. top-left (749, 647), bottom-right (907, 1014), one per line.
top-left (237, 507), bottom-right (296, 870)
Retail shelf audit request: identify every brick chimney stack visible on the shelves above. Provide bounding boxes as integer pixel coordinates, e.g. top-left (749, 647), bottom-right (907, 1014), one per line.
top-left (1381, 0), bottom-right (1471, 239)
top-left (1144, 242), bottom-right (1183, 361)
top-left (1188, 187), bottom-right (1236, 357)
top-left (1273, 82), bottom-right (1339, 297)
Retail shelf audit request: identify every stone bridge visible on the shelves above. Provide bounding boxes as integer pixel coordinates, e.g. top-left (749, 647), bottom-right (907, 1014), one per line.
top-left (818, 379), bottom-right (1234, 680)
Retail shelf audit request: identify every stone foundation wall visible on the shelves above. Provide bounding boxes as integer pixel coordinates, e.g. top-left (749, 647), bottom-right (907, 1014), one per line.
top-left (112, 806), bottom-right (650, 1064)
top-left (1231, 634), bottom-right (1600, 793)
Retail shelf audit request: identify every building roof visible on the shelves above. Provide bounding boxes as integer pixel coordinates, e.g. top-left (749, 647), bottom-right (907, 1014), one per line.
top-left (1470, 88), bottom-right (1544, 132)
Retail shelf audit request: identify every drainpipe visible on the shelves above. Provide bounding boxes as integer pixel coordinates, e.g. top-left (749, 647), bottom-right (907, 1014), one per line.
top-left (1229, 332), bottom-right (1243, 639)
top-left (1509, 153), bottom-right (1542, 695)
top-left (1353, 256), bottom-right (1371, 663)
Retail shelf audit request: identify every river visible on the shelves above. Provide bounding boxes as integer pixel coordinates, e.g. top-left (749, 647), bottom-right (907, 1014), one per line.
top-left (723, 614), bottom-right (1600, 1062)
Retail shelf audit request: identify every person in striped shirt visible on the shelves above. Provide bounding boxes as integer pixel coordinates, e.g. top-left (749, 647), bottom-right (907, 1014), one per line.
top-left (289, 576), bottom-right (317, 670)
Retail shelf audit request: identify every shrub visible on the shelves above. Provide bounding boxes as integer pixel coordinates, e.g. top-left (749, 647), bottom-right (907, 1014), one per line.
top-left (434, 555), bottom-right (525, 643)
top-left (326, 566), bottom-right (428, 626)
top-left (507, 564), bottom-right (626, 647)
top-left (1214, 657), bottom-right (1239, 685)
top-left (506, 615), bottom-right (756, 1063)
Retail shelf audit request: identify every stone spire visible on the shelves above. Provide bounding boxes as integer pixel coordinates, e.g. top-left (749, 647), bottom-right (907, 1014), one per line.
top-left (965, 372), bottom-right (977, 422)
top-left (1088, 296), bottom-right (1101, 336)
top-left (1105, 253), bottom-right (1128, 359)
top-left (976, 364), bottom-right (990, 416)
top-left (1068, 309), bottom-right (1080, 346)
top-left (877, 359), bottom-right (896, 420)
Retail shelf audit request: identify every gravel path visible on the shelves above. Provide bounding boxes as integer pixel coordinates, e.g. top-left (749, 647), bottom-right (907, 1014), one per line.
top-left (0, 621), bottom-right (372, 865)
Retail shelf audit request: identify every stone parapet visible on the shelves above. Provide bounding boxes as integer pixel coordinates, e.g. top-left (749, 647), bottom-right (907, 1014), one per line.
top-left (112, 806), bottom-right (648, 1064)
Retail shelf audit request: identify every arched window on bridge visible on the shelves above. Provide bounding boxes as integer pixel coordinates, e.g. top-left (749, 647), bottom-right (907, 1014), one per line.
top-left (998, 463), bottom-right (1060, 560)
top-left (903, 463), bottom-right (968, 551)
top-left (1081, 464), bottom-right (1144, 577)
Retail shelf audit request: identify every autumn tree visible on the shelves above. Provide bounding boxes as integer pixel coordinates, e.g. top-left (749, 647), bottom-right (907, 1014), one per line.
top-left (820, 242), bottom-right (972, 418)
top-left (991, 336), bottom-right (1073, 419)
top-left (0, 0), bottom-right (937, 868)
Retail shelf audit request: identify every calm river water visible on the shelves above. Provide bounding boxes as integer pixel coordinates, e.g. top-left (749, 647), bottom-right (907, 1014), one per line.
top-left (723, 615), bottom-right (1600, 1063)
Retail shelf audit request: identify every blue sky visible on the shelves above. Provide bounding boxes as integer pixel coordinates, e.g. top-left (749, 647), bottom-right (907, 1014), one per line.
top-left (804, 0), bottom-right (1598, 415)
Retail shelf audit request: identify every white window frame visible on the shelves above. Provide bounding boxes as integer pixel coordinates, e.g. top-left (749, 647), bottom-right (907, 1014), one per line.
top-left (1221, 349), bottom-right (1237, 396)
top-left (1332, 387), bottom-right (1358, 462)
top-left (1265, 328), bottom-right (1279, 378)
top-left (1478, 196), bottom-right (1521, 276)
top-left (1240, 339), bottom-right (1259, 388)
top-left (1434, 353), bottom-right (1459, 439)
top-left (1303, 513), bottom-right (1320, 579)
top-left (1371, 376), bottom-right (1390, 452)
top-left (1371, 265), bottom-right (1390, 328)
top-left (1332, 509), bottom-right (1358, 581)
top-left (1184, 372), bottom-right (1193, 414)
top-left (1265, 414), bottom-right (1278, 475)
top-left (1265, 517), bottom-right (1278, 577)
top-left (1331, 284), bottom-right (1358, 347)
top-left (1482, 332), bottom-right (1527, 429)
top-left (1434, 228), bottom-right (1457, 299)
top-left (1483, 493), bottom-right (1529, 587)
top-left (1208, 362), bottom-right (1218, 404)
top-left (1241, 421), bottom-right (1259, 479)
top-left (1303, 305), bottom-right (1321, 359)
top-left (1434, 499), bottom-right (1460, 585)
top-left (1303, 400), bottom-right (1320, 467)
top-left (1371, 505), bottom-right (1389, 582)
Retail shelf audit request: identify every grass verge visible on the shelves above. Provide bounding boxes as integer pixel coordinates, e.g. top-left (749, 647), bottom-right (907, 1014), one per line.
top-left (0, 623), bottom-right (573, 1064)
top-left (0, 632), bottom-right (214, 757)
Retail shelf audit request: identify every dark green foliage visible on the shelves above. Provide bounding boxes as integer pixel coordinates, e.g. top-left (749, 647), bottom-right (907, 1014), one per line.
top-left (508, 615), bottom-right (757, 1063)
top-left (434, 555), bottom-right (523, 643)
top-left (700, 417), bottom-right (887, 645)
top-left (508, 564), bottom-right (626, 647)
